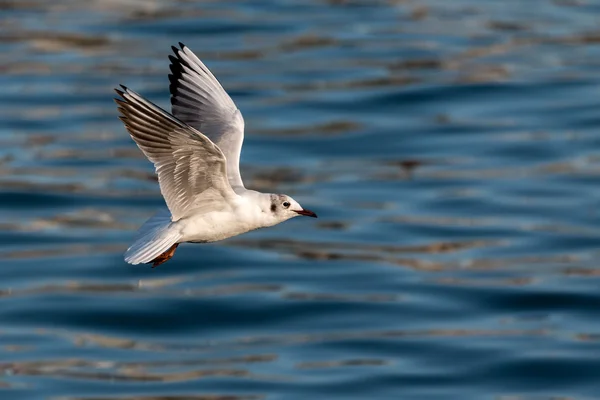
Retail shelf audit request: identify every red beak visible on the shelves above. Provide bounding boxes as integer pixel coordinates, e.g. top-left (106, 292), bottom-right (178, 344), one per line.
top-left (294, 208), bottom-right (318, 218)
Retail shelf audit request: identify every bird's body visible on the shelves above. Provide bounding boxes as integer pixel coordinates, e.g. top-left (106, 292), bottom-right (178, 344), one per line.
top-left (115, 43), bottom-right (316, 266)
top-left (176, 191), bottom-right (278, 243)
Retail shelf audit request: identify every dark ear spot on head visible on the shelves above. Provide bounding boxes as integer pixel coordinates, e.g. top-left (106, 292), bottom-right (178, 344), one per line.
top-left (270, 204), bottom-right (276, 212)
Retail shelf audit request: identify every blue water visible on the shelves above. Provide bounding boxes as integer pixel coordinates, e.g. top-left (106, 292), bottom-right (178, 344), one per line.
top-left (3, 0), bottom-right (600, 399)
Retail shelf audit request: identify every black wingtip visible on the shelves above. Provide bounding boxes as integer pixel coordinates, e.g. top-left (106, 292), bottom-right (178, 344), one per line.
top-left (168, 55), bottom-right (184, 80)
top-left (171, 42), bottom-right (186, 57)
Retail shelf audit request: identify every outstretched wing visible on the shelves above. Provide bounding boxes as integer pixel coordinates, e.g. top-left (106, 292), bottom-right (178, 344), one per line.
top-left (115, 86), bottom-right (238, 221)
top-left (168, 43), bottom-right (246, 192)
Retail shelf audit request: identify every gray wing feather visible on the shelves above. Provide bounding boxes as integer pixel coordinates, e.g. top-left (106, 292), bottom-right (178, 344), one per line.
top-left (168, 43), bottom-right (246, 192)
top-left (115, 86), bottom-right (237, 221)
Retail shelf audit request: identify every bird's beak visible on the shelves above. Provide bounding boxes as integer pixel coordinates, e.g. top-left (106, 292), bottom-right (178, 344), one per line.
top-left (294, 208), bottom-right (318, 218)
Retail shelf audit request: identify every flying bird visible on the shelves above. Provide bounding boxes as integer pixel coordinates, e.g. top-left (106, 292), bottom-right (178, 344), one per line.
top-left (115, 43), bottom-right (317, 267)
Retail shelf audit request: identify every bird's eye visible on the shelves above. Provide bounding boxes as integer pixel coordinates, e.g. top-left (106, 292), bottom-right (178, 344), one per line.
top-left (282, 201), bottom-right (290, 208)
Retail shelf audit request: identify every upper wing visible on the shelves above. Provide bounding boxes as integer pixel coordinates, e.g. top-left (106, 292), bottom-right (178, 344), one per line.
top-left (115, 86), bottom-right (238, 221)
top-left (168, 43), bottom-right (246, 192)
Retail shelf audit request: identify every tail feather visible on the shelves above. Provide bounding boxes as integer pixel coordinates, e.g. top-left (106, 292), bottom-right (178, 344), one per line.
top-left (125, 208), bottom-right (181, 265)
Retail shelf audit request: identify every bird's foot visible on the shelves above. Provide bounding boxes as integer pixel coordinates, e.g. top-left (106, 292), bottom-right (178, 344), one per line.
top-left (150, 243), bottom-right (179, 267)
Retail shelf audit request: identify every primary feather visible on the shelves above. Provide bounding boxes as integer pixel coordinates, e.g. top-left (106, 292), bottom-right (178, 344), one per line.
top-left (169, 43), bottom-right (246, 192)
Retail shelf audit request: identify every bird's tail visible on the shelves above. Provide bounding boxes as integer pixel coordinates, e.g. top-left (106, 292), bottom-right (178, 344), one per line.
top-left (124, 208), bottom-right (182, 265)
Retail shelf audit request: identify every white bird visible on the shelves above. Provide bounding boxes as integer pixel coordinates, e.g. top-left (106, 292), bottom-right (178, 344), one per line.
top-left (115, 43), bottom-right (317, 267)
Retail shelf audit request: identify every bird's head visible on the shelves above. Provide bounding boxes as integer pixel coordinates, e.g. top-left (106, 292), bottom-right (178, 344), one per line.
top-left (268, 194), bottom-right (317, 223)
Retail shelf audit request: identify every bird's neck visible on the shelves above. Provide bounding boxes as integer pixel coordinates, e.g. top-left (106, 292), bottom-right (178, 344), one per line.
top-left (239, 190), bottom-right (278, 228)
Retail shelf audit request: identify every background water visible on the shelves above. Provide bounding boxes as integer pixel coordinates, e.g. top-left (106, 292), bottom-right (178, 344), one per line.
top-left (3, 0), bottom-right (600, 399)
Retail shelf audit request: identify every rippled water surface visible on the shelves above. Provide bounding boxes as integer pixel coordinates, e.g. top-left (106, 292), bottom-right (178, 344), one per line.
top-left (3, 0), bottom-right (600, 399)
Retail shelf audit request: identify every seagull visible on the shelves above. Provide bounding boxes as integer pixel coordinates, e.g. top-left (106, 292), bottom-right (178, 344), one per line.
top-left (115, 43), bottom-right (317, 267)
